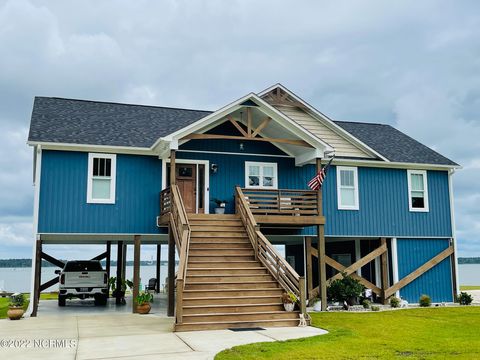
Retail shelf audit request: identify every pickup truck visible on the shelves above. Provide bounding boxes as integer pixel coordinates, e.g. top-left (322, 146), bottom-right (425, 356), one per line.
top-left (55, 260), bottom-right (108, 306)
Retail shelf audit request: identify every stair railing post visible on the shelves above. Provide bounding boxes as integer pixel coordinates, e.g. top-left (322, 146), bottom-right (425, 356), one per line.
top-left (176, 278), bottom-right (184, 324)
top-left (299, 276), bottom-right (306, 316)
top-left (254, 225), bottom-right (260, 260)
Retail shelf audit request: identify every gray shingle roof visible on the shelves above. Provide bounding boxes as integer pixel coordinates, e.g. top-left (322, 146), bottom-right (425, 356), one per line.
top-left (28, 97), bottom-right (212, 148)
top-left (334, 121), bottom-right (458, 166)
top-left (28, 96), bottom-right (458, 166)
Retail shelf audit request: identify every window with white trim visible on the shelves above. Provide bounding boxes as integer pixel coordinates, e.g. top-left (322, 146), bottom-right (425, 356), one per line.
top-left (87, 153), bottom-right (116, 204)
top-left (336, 166), bottom-right (359, 210)
top-left (245, 161), bottom-right (278, 189)
top-left (407, 170), bottom-right (429, 212)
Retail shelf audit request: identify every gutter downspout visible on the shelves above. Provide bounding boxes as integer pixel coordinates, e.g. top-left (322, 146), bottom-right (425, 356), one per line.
top-left (448, 168), bottom-right (460, 296)
top-left (26, 145), bottom-right (42, 317)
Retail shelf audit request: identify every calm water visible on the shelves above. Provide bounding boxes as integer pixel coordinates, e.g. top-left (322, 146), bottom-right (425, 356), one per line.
top-left (0, 265), bottom-right (169, 293)
top-left (0, 264), bottom-right (478, 293)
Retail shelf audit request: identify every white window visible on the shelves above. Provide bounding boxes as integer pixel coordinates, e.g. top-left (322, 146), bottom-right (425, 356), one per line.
top-left (336, 166), bottom-right (359, 210)
top-left (407, 170), bottom-right (429, 212)
top-left (245, 161), bottom-right (278, 189)
top-left (87, 153), bottom-right (116, 204)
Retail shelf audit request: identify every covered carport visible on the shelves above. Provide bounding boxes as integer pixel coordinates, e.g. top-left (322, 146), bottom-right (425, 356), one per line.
top-left (29, 233), bottom-right (172, 317)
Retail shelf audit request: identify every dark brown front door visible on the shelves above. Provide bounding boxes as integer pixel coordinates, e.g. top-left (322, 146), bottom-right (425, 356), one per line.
top-left (176, 164), bottom-right (196, 213)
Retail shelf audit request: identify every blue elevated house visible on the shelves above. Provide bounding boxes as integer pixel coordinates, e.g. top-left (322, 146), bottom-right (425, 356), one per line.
top-left (27, 84), bottom-right (460, 331)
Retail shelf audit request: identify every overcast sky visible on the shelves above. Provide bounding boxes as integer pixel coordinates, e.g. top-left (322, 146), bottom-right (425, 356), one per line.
top-left (0, 0), bottom-right (479, 261)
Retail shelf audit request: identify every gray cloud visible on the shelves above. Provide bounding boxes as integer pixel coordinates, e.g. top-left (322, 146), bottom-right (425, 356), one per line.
top-left (0, 0), bottom-right (479, 258)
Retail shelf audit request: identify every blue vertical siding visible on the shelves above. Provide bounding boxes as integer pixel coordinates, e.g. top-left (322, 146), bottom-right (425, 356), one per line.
top-left (321, 166), bottom-right (452, 237)
top-left (397, 238), bottom-right (453, 303)
top-left (38, 150), bottom-right (162, 233)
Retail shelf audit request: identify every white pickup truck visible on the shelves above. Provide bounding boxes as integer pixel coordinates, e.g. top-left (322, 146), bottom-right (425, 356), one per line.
top-left (55, 260), bottom-right (108, 306)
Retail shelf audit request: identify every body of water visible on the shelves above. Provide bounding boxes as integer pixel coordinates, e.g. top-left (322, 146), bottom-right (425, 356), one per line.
top-left (0, 264), bottom-right (478, 293)
top-left (0, 265), bottom-right (169, 293)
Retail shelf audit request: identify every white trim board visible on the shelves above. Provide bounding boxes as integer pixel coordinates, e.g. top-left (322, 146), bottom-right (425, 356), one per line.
top-left (162, 158), bottom-right (210, 214)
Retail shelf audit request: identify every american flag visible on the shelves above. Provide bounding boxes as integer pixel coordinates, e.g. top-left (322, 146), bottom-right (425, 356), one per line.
top-left (308, 156), bottom-right (334, 191)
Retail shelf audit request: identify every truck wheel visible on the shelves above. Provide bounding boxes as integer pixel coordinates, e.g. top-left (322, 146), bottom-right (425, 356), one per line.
top-left (58, 295), bottom-right (66, 307)
top-left (94, 294), bottom-right (107, 306)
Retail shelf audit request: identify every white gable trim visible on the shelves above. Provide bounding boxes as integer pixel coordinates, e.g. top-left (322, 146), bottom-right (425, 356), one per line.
top-left (258, 84), bottom-right (390, 162)
top-left (154, 93), bottom-right (333, 163)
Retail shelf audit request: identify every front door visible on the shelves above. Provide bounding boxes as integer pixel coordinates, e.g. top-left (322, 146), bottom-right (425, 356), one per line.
top-left (176, 164), bottom-right (197, 213)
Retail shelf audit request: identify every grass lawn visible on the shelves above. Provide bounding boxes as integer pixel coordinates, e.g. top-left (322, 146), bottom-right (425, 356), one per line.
top-left (216, 307), bottom-right (480, 359)
top-left (460, 285), bottom-right (480, 291)
top-left (0, 292), bottom-right (58, 319)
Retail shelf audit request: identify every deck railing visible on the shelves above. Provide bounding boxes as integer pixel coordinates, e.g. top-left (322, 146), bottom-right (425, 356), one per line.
top-left (235, 186), bottom-right (306, 317)
top-left (162, 185), bottom-right (190, 325)
top-left (240, 188), bottom-right (319, 216)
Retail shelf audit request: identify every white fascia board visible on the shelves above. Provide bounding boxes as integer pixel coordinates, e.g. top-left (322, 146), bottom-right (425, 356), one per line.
top-left (295, 148), bottom-right (324, 166)
top-left (330, 157), bottom-right (461, 171)
top-left (250, 94), bottom-right (332, 151)
top-left (27, 141), bottom-right (154, 156)
top-left (258, 84), bottom-right (390, 162)
top-left (153, 93), bottom-right (255, 146)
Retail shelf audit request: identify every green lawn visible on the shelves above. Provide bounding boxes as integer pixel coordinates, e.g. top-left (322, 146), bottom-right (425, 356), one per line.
top-left (216, 307), bottom-right (480, 359)
top-left (0, 292), bottom-right (58, 319)
top-left (460, 285), bottom-right (480, 291)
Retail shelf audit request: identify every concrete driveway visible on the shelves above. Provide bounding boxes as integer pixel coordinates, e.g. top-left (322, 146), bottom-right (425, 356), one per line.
top-left (0, 313), bottom-right (327, 360)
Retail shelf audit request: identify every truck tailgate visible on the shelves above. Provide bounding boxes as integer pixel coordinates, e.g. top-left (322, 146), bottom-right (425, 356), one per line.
top-left (64, 271), bottom-right (105, 287)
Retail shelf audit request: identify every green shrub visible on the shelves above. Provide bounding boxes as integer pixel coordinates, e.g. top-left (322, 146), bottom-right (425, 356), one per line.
top-left (327, 273), bottom-right (365, 305)
top-left (136, 291), bottom-right (153, 305)
top-left (282, 292), bottom-right (298, 304)
top-left (371, 305), bottom-right (380, 311)
top-left (457, 292), bottom-right (473, 305)
top-left (361, 299), bottom-right (371, 309)
top-left (9, 293), bottom-right (25, 307)
top-left (419, 294), bottom-right (431, 307)
top-left (390, 297), bottom-right (400, 308)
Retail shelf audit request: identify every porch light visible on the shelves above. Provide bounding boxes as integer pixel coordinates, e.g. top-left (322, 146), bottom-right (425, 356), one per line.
top-left (210, 163), bottom-right (218, 173)
top-left (239, 143), bottom-right (244, 151)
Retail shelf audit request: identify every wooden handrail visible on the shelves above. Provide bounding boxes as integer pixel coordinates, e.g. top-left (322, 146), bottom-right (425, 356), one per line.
top-left (235, 186), bottom-right (306, 316)
top-left (166, 184), bottom-right (191, 325)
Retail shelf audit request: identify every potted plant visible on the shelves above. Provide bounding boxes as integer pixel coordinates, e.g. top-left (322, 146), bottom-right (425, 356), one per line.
top-left (136, 291), bottom-right (153, 314)
top-left (310, 295), bottom-right (322, 311)
top-left (327, 273), bottom-right (365, 310)
top-left (109, 277), bottom-right (133, 304)
top-left (7, 293), bottom-right (25, 320)
top-left (213, 199), bottom-right (228, 214)
top-left (282, 292), bottom-right (298, 312)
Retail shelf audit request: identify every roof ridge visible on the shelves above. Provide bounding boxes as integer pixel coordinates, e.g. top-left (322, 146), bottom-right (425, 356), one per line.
top-left (36, 96), bottom-right (213, 113)
top-left (333, 120), bottom-right (389, 126)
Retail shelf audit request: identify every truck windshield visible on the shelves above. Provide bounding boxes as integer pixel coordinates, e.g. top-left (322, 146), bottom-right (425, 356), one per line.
top-left (64, 261), bottom-right (103, 272)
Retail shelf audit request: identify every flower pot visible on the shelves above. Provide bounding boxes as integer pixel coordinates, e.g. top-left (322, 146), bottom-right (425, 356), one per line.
top-left (214, 207), bottom-right (225, 214)
top-left (137, 303), bottom-right (151, 314)
top-left (7, 307), bottom-right (24, 320)
top-left (284, 302), bottom-right (295, 312)
top-left (313, 301), bottom-right (322, 312)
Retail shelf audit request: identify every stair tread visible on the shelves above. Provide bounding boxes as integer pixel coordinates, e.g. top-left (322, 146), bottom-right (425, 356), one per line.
top-left (184, 310), bottom-right (297, 317)
top-left (183, 303), bottom-right (281, 309)
top-left (186, 280), bottom-right (277, 284)
top-left (187, 267), bottom-right (266, 270)
top-left (184, 288), bottom-right (282, 292)
top-left (187, 274), bottom-right (270, 277)
top-left (184, 295), bottom-right (282, 300)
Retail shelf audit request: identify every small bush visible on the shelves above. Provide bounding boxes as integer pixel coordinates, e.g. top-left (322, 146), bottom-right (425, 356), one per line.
top-left (9, 293), bottom-right (25, 307)
top-left (327, 273), bottom-right (366, 305)
top-left (419, 294), bottom-right (431, 307)
top-left (371, 305), bottom-right (380, 311)
top-left (361, 299), bottom-right (371, 309)
top-left (282, 292), bottom-right (298, 304)
top-left (390, 297), bottom-right (400, 308)
top-left (457, 292), bottom-right (473, 305)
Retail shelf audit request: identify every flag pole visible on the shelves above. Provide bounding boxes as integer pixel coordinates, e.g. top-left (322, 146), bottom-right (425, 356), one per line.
top-left (316, 157), bottom-right (327, 311)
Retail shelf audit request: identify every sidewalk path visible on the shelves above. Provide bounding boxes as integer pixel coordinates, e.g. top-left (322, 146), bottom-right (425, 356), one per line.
top-left (0, 314), bottom-right (327, 360)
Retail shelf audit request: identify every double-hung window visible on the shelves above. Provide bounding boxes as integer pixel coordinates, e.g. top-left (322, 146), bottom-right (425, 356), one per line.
top-left (87, 153), bottom-right (116, 204)
top-left (407, 170), bottom-right (428, 212)
top-left (336, 166), bottom-right (359, 210)
top-left (245, 161), bottom-right (278, 189)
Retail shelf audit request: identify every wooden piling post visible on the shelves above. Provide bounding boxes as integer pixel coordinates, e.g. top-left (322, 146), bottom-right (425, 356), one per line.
top-left (380, 237), bottom-right (389, 304)
top-left (132, 235), bottom-right (141, 313)
top-left (156, 244), bottom-right (161, 293)
top-left (167, 224), bottom-right (175, 317)
top-left (116, 241), bottom-right (123, 305)
top-left (31, 238), bottom-right (42, 317)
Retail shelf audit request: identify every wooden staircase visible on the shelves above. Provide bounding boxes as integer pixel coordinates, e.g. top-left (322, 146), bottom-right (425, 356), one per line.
top-left (175, 214), bottom-right (300, 331)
